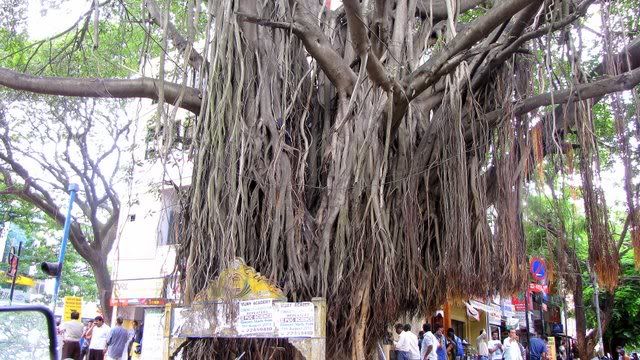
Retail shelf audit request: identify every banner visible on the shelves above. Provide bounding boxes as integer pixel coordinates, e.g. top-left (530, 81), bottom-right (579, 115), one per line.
top-left (63, 296), bottom-right (82, 321)
top-left (237, 299), bottom-right (274, 336)
top-left (273, 302), bottom-right (315, 337)
top-left (173, 300), bottom-right (317, 339)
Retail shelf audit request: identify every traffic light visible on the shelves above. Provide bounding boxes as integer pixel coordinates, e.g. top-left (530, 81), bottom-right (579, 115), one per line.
top-left (40, 262), bottom-right (62, 277)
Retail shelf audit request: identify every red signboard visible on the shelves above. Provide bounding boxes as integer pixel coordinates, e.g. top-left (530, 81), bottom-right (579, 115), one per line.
top-left (528, 283), bottom-right (549, 294)
top-left (512, 292), bottom-right (533, 311)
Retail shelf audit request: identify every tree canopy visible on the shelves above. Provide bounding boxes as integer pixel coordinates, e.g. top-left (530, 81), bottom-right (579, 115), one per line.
top-left (2, 0), bottom-right (640, 358)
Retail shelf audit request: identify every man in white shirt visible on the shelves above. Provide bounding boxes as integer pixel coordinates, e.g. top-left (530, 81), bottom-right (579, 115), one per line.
top-left (488, 330), bottom-right (503, 360)
top-left (59, 310), bottom-right (84, 360)
top-left (395, 324), bottom-right (421, 360)
top-left (86, 315), bottom-right (111, 360)
top-left (477, 329), bottom-right (490, 360)
top-left (502, 329), bottom-right (523, 360)
top-left (421, 324), bottom-right (439, 360)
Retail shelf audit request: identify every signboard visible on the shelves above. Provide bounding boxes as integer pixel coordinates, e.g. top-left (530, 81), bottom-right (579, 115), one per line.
top-left (528, 283), bottom-right (549, 294)
top-left (63, 296), bottom-right (82, 321)
top-left (514, 311), bottom-right (533, 330)
top-left (141, 309), bottom-right (165, 360)
top-left (512, 293), bottom-right (533, 311)
top-left (548, 337), bottom-right (557, 360)
top-left (530, 258), bottom-right (546, 280)
top-left (170, 259), bottom-right (316, 342)
top-left (469, 299), bottom-right (491, 312)
top-left (113, 278), bottom-right (166, 300)
top-left (2, 274), bottom-right (35, 287)
top-left (237, 299), bottom-right (274, 336)
top-left (274, 302), bottom-right (315, 337)
top-left (173, 300), bottom-right (316, 339)
top-left (500, 299), bottom-right (515, 318)
top-left (110, 298), bottom-right (167, 307)
top-left (488, 308), bottom-right (502, 325)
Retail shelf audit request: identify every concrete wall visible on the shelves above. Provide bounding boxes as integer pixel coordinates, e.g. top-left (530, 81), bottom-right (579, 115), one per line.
top-left (109, 100), bottom-right (193, 292)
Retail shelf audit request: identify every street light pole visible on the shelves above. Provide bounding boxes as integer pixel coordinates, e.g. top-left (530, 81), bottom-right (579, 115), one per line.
top-left (51, 183), bottom-right (79, 311)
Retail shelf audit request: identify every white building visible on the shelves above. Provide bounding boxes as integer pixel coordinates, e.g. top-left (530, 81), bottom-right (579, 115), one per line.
top-left (108, 100), bottom-right (193, 330)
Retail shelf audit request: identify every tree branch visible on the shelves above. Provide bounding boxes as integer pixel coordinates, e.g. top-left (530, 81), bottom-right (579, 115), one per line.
top-left (480, 66), bottom-right (640, 129)
top-left (238, 13), bottom-right (357, 95)
top-left (0, 68), bottom-right (202, 113)
top-left (406, 0), bottom-right (533, 99)
top-left (515, 66), bottom-right (640, 115)
top-left (415, 0), bottom-right (487, 22)
top-left (144, 0), bottom-right (205, 69)
top-left (343, 0), bottom-right (395, 91)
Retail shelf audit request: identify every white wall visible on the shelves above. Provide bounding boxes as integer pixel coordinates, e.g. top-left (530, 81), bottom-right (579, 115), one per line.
top-left (109, 98), bottom-right (193, 291)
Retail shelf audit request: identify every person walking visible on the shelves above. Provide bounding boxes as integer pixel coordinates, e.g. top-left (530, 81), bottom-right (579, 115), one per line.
top-left (105, 317), bottom-right (130, 360)
top-left (85, 315), bottom-right (110, 360)
top-left (529, 333), bottom-right (548, 360)
top-left (405, 324), bottom-right (421, 360)
top-left (127, 320), bottom-right (143, 360)
top-left (395, 324), bottom-right (421, 360)
top-left (422, 324), bottom-right (439, 360)
top-left (59, 310), bottom-right (84, 360)
top-left (396, 324), bottom-right (412, 360)
top-left (80, 319), bottom-right (94, 360)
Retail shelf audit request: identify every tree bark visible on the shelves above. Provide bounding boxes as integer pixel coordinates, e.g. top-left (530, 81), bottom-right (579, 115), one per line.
top-left (89, 255), bottom-right (113, 322)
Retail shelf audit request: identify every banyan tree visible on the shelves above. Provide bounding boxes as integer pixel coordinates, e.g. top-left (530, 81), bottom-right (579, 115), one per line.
top-left (1, 0), bottom-right (640, 358)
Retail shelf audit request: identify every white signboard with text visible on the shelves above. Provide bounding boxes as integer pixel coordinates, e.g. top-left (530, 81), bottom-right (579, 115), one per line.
top-left (142, 309), bottom-right (165, 360)
top-left (274, 302), bottom-right (315, 337)
top-left (237, 299), bottom-right (274, 336)
top-left (172, 300), bottom-right (316, 339)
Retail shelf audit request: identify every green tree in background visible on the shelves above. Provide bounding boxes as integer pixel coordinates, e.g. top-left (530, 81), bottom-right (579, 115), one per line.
top-left (0, 193), bottom-right (98, 303)
top-left (524, 183), bottom-right (640, 355)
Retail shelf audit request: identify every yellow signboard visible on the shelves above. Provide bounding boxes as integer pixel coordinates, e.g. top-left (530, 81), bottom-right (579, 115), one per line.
top-left (3, 274), bottom-right (36, 287)
top-left (63, 296), bottom-right (82, 321)
top-left (548, 337), bottom-right (556, 360)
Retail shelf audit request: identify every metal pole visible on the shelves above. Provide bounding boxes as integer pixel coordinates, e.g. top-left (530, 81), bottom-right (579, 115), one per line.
top-left (524, 288), bottom-right (531, 345)
top-left (52, 183), bottom-right (79, 311)
top-left (8, 242), bottom-right (22, 305)
top-left (540, 294), bottom-right (545, 337)
top-left (563, 294), bottom-right (568, 336)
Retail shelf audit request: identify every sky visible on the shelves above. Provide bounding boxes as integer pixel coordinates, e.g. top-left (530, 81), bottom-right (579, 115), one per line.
top-left (27, 0), bottom-right (90, 40)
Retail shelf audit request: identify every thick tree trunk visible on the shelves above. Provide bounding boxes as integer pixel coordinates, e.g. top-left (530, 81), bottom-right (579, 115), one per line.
top-left (573, 271), bottom-right (593, 360)
top-left (89, 255), bottom-right (113, 323)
